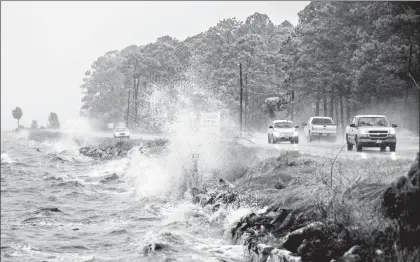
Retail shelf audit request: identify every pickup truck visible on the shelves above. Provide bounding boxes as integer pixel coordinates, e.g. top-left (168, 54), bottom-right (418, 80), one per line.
top-left (345, 115), bottom-right (397, 152)
top-left (304, 117), bottom-right (337, 142)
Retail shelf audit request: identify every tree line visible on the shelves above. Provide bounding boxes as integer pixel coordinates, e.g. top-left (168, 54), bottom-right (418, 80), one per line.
top-left (11, 107), bottom-right (60, 130)
top-left (80, 1), bottom-right (419, 133)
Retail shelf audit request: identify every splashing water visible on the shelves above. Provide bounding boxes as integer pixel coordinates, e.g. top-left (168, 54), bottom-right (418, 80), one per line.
top-left (60, 117), bottom-right (95, 137)
top-left (13, 129), bottom-right (30, 140)
top-left (126, 65), bottom-right (234, 200)
top-left (1, 152), bottom-right (14, 164)
top-left (390, 152), bottom-right (397, 161)
top-left (1, 65), bottom-right (252, 262)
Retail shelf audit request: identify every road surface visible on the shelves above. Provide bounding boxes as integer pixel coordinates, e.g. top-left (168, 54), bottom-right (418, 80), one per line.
top-left (59, 129), bottom-right (418, 160)
top-left (239, 132), bottom-right (419, 160)
top-left (89, 131), bottom-right (162, 141)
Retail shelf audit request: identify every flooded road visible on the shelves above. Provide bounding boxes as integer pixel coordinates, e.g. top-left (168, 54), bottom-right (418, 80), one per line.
top-left (243, 132), bottom-right (419, 160)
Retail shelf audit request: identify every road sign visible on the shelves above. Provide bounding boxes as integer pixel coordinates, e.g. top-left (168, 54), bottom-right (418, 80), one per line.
top-left (200, 112), bottom-right (221, 141)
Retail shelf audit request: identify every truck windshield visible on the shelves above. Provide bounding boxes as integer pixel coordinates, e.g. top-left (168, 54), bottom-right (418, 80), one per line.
top-left (312, 118), bottom-right (333, 125)
top-left (274, 122), bottom-right (294, 128)
top-left (358, 117), bottom-right (389, 127)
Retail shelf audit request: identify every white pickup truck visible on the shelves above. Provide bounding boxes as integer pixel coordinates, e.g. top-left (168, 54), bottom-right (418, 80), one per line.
top-left (345, 115), bottom-right (397, 152)
top-left (304, 117), bottom-right (337, 142)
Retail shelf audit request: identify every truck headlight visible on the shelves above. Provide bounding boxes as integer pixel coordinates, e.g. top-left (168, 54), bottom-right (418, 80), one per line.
top-left (293, 131), bottom-right (299, 137)
top-left (389, 129), bottom-right (396, 135)
top-left (360, 130), bottom-right (368, 135)
top-left (273, 132), bottom-right (280, 137)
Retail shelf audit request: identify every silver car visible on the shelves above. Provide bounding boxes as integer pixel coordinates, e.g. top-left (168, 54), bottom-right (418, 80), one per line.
top-left (268, 120), bottom-right (299, 144)
top-left (113, 127), bottom-right (130, 139)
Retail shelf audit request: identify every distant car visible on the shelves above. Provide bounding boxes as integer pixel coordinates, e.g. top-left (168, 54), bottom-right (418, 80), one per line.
top-left (303, 116), bottom-right (337, 142)
top-left (113, 127), bottom-right (130, 139)
top-left (345, 115), bottom-right (397, 152)
top-left (268, 120), bottom-right (299, 144)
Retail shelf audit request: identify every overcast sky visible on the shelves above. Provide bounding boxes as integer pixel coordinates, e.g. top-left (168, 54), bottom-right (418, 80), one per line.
top-left (1, 1), bottom-right (309, 130)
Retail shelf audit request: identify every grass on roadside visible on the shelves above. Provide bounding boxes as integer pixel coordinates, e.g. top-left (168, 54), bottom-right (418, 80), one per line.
top-left (223, 149), bottom-right (417, 261)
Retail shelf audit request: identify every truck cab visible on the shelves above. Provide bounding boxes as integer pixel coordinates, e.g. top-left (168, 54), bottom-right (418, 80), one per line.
top-left (345, 115), bottom-right (397, 152)
top-left (303, 116), bottom-right (337, 142)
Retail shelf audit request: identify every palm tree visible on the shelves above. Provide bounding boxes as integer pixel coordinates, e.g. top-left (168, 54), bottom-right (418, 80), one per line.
top-left (12, 107), bottom-right (23, 128)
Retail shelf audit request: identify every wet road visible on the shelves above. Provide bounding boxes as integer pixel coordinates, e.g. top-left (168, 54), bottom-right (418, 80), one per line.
top-left (240, 132), bottom-right (419, 160)
top-left (63, 129), bottom-right (418, 160)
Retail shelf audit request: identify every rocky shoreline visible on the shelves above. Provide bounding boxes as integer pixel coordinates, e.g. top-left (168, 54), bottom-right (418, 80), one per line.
top-left (185, 152), bottom-right (419, 262)
top-left (225, 153), bottom-right (419, 262)
top-left (78, 138), bottom-right (167, 160)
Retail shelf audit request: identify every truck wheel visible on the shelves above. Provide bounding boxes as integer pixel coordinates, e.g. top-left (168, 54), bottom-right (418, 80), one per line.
top-left (268, 136), bottom-right (271, 144)
top-left (355, 136), bottom-right (363, 152)
top-left (346, 136), bottom-right (353, 151)
top-left (389, 145), bottom-right (396, 152)
top-left (290, 140), bottom-right (294, 144)
top-left (380, 146), bottom-right (386, 152)
top-left (295, 139), bottom-right (299, 144)
top-left (307, 133), bottom-right (312, 142)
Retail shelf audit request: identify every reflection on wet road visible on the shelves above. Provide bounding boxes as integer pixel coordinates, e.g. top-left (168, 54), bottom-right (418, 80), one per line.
top-left (241, 133), bottom-right (419, 160)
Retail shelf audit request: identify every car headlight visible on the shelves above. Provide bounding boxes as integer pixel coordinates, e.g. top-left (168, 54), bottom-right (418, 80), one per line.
top-left (273, 132), bottom-right (280, 136)
top-left (389, 129), bottom-right (396, 135)
top-left (360, 130), bottom-right (368, 135)
top-left (293, 131), bottom-right (299, 136)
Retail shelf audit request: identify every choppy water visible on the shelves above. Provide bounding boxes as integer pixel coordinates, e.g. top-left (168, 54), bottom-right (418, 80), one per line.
top-left (1, 131), bottom-right (247, 262)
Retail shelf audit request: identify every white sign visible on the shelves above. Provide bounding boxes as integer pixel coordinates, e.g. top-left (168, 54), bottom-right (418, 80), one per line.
top-left (200, 112), bottom-right (220, 126)
top-left (200, 112), bottom-right (221, 141)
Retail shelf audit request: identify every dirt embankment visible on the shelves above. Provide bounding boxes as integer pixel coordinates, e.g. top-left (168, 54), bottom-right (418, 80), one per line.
top-left (232, 152), bottom-right (419, 262)
top-left (189, 147), bottom-right (419, 262)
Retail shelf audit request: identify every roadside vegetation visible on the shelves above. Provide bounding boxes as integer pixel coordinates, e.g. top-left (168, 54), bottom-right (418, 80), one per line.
top-left (226, 151), bottom-right (420, 261)
top-left (11, 107), bottom-right (23, 129)
top-left (184, 144), bottom-right (419, 262)
top-left (80, 2), bottom-right (419, 134)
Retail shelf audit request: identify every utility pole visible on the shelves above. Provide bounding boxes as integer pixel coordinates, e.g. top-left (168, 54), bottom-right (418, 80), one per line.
top-left (133, 63), bottom-right (136, 120)
top-left (403, 40), bottom-right (413, 129)
top-left (135, 77), bottom-right (140, 124)
top-left (239, 63), bottom-right (243, 137)
top-left (291, 90), bottom-right (294, 121)
top-left (133, 60), bottom-right (140, 126)
top-left (244, 73), bottom-right (248, 131)
top-left (127, 88), bottom-right (131, 128)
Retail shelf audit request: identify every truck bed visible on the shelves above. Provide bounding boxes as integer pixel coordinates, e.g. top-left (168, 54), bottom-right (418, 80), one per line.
top-left (311, 124), bottom-right (337, 134)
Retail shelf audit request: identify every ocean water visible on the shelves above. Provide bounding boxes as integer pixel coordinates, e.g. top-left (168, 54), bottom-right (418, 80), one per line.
top-left (0, 131), bottom-right (249, 262)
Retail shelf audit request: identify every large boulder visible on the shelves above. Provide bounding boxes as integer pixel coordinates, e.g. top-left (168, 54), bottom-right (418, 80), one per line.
top-left (268, 248), bottom-right (302, 262)
top-left (191, 181), bottom-right (240, 212)
top-left (382, 152), bottom-right (420, 249)
top-left (141, 243), bottom-right (167, 256)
